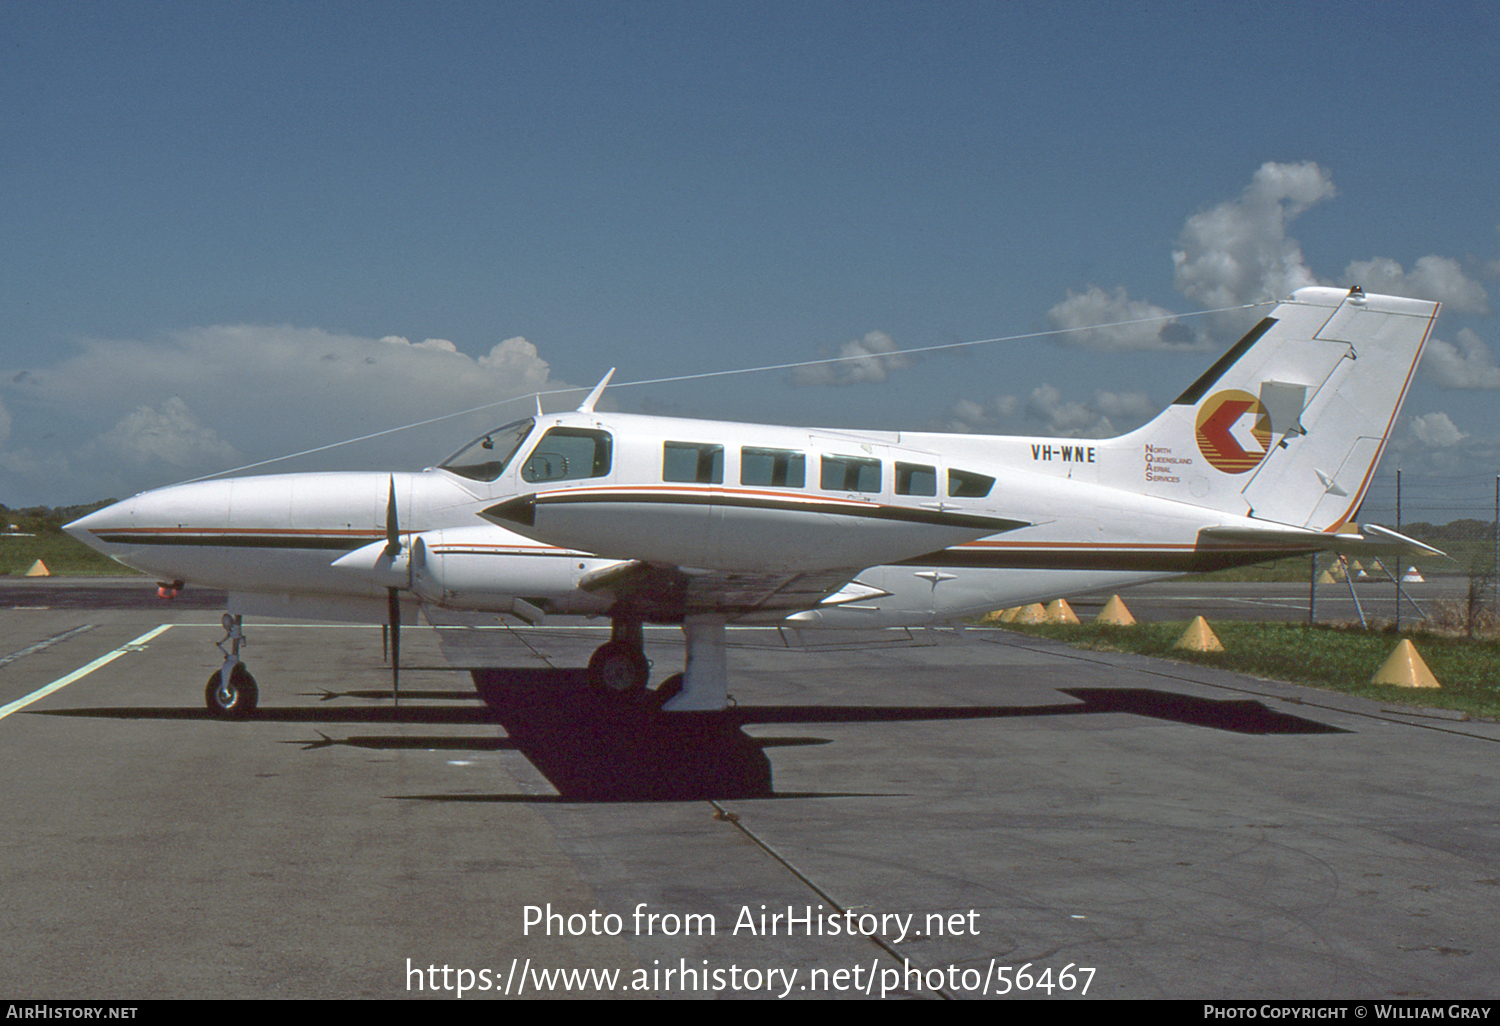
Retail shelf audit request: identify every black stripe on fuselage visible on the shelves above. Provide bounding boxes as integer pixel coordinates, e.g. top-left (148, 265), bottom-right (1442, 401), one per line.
top-left (524, 490), bottom-right (1026, 533)
top-left (91, 533), bottom-right (372, 551)
top-left (898, 545), bottom-right (1314, 573)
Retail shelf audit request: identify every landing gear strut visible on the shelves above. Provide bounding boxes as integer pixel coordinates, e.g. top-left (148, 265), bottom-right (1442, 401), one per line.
top-left (206, 613), bottom-right (258, 719)
top-left (663, 615), bottom-right (727, 711)
top-left (581, 616), bottom-right (730, 712)
top-left (586, 619), bottom-right (650, 694)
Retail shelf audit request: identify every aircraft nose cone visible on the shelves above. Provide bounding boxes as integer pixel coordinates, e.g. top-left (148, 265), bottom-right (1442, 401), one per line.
top-left (64, 498), bottom-right (136, 552)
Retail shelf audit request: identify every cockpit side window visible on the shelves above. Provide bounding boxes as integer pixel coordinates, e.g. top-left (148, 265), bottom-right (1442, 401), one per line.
top-left (439, 418), bottom-right (534, 482)
top-left (522, 427), bottom-right (613, 483)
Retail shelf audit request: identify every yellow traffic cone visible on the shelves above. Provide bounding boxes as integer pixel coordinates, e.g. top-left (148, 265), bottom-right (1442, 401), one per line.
top-left (1174, 616), bottom-right (1224, 652)
top-left (1096, 594), bottom-right (1136, 625)
top-left (1045, 598), bottom-right (1080, 624)
top-left (1372, 640), bottom-right (1441, 689)
top-left (1014, 603), bottom-right (1047, 624)
top-left (1317, 570), bottom-right (1336, 584)
top-left (25, 559), bottom-right (50, 577)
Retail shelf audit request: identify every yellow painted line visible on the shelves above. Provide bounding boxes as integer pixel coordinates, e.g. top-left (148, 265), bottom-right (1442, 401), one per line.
top-left (0, 624), bottom-right (173, 721)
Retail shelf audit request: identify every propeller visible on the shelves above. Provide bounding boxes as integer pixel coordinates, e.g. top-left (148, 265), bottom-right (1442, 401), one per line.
top-left (384, 476), bottom-right (401, 708)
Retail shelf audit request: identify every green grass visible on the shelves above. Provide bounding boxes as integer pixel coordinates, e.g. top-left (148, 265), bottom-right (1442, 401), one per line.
top-left (0, 532), bottom-right (142, 576)
top-left (996, 619), bottom-right (1500, 719)
top-left (1186, 552), bottom-right (1475, 584)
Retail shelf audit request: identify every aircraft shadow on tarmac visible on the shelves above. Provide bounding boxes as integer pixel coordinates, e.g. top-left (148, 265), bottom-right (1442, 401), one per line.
top-left (37, 667), bottom-right (1345, 803)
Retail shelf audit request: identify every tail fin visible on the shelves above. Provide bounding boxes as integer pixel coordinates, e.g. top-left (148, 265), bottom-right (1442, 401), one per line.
top-left (1116, 286), bottom-right (1438, 530)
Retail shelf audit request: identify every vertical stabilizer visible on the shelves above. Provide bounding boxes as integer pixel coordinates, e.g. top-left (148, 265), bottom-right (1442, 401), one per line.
top-left (1113, 287), bottom-right (1438, 530)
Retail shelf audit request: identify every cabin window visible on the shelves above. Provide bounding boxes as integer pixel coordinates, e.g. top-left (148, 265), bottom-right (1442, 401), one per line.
top-left (440, 418), bottom-right (534, 482)
top-left (741, 447), bottom-right (805, 488)
top-left (663, 442), bottom-right (724, 484)
top-left (820, 454), bottom-right (882, 493)
top-left (948, 468), bottom-right (995, 498)
top-left (521, 427), bottom-right (613, 482)
top-left (895, 462), bottom-right (937, 496)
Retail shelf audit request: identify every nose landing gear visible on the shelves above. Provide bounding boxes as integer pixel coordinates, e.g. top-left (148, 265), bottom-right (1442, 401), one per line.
top-left (205, 614), bottom-right (258, 719)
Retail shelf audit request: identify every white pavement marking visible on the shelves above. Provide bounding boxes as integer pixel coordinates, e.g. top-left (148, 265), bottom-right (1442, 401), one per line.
top-left (0, 624), bottom-right (173, 722)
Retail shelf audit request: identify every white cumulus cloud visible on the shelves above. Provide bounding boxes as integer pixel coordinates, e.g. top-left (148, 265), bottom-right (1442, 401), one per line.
top-left (1046, 161), bottom-right (1495, 376)
top-left (1342, 256), bottom-right (1489, 315)
top-left (792, 331), bottom-right (914, 386)
top-left (938, 384), bottom-right (1155, 438)
top-left (1423, 328), bottom-right (1500, 389)
top-left (88, 397), bottom-right (241, 470)
top-left (1046, 286), bottom-right (1202, 351)
top-left (1025, 384), bottom-right (1120, 437)
top-left (1172, 161), bottom-right (1333, 320)
top-left (1409, 411), bottom-right (1468, 448)
top-left (0, 325), bottom-right (568, 503)
top-left (1044, 162), bottom-right (1340, 353)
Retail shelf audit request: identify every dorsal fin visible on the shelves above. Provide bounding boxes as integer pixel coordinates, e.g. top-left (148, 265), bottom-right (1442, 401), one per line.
top-left (576, 368), bottom-right (616, 413)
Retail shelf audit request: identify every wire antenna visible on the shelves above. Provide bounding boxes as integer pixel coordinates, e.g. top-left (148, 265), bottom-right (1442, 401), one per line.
top-left (178, 300), bottom-right (1271, 484)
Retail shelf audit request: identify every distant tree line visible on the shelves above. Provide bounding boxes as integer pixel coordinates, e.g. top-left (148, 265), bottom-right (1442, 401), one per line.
top-left (0, 500), bottom-right (119, 535)
top-left (1398, 519), bottom-right (1498, 542)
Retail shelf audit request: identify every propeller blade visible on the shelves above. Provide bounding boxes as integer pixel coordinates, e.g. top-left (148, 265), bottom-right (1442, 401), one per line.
top-left (387, 586), bottom-right (401, 707)
top-left (384, 476), bottom-right (401, 557)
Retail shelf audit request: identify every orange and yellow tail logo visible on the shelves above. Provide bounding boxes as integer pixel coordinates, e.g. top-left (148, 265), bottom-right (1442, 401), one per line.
top-left (1195, 389), bottom-right (1271, 474)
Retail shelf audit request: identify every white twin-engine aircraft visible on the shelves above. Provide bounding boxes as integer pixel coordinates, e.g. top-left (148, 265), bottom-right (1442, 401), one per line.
top-left (68, 286), bottom-right (1443, 718)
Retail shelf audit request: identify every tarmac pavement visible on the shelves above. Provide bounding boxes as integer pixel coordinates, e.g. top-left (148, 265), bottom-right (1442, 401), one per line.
top-left (1, 580), bottom-right (1497, 1000)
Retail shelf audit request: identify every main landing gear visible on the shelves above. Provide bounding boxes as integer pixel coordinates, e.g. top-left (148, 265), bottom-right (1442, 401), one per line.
top-left (205, 613), bottom-right (258, 719)
top-left (586, 619), bottom-right (651, 695)
top-left (583, 616), bottom-right (729, 712)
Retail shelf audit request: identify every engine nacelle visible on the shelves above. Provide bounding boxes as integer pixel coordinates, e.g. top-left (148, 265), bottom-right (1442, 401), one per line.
top-left (407, 526), bottom-right (616, 617)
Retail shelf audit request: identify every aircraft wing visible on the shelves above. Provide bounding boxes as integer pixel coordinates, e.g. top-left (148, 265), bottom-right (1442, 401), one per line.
top-left (481, 489), bottom-right (1026, 575)
top-left (576, 558), bottom-right (880, 624)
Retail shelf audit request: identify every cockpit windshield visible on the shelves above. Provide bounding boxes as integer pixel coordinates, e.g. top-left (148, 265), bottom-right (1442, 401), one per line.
top-left (439, 418), bottom-right (535, 482)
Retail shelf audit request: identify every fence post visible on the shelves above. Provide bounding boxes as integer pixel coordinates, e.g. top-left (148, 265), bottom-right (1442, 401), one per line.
top-left (1395, 468), bottom-right (1402, 632)
top-left (1308, 554), bottom-right (1317, 625)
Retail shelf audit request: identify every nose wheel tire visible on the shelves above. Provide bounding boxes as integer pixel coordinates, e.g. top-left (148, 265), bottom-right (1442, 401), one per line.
top-left (205, 664), bottom-right (259, 719)
top-left (586, 641), bottom-right (650, 695)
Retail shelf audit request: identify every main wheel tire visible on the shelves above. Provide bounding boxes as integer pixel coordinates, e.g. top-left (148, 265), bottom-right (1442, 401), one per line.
top-left (586, 641), bottom-right (650, 695)
top-left (205, 664), bottom-right (259, 719)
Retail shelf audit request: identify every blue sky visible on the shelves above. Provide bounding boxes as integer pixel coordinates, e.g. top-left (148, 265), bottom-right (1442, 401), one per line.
top-left (3, 0), bottom-right (1498, 521)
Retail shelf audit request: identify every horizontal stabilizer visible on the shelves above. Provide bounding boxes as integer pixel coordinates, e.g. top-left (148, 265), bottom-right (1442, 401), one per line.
top-left (1349, 523), bottom-right (1447, 558)
top-left (1198, 524), bottom-right (1446, 558)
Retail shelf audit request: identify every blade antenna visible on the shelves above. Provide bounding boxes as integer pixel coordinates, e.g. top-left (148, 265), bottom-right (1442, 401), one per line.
top-left (576, 368), bottom-right (616, 413)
